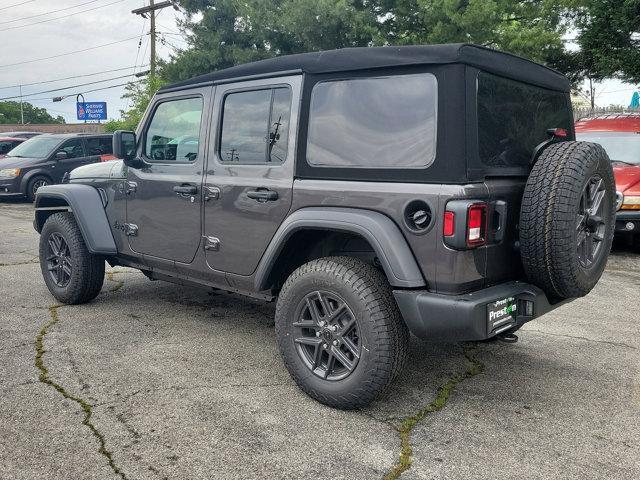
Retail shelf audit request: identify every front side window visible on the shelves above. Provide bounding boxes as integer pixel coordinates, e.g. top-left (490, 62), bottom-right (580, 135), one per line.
top-left (144, 97), bottom-right (203, 162)
top-left (307, 73), bottom-right (438, 168)
top-left (477, 72), bottom-right (573, 168)
top-left (219, 87), bottom-right (292, 164)
top-left (58, 139), bottom-right (85, 159)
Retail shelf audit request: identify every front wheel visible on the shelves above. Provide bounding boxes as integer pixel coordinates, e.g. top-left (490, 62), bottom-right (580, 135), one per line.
top-left (27, 176), bottom-right (50, 202)
top-left (275, 257), bottom-right (409, 409)
top-left (39, 212), bottom-right (105, 304)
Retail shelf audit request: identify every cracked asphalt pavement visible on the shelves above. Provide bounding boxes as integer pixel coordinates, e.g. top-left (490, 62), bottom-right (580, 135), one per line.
top-left (1, 201), bottom-right (638, 479)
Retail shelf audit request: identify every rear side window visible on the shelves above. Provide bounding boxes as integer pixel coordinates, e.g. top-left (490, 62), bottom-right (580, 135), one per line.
top-left (86, 137), bottom-right (113, 155)
top-left (477, 72), bottom-right (573, 168)
top-left (306, 73), bottom-right (438, 169)
top-left (219, 87), bottom-right (292, 164)
top-left (144, 97), bottom-right (203, 163)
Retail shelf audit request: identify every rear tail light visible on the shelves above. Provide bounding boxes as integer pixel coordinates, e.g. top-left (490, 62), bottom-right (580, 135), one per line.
top-left (466, 203), bottom-right (488, 247)
top-left (443, 211), bottom-right (455, 237)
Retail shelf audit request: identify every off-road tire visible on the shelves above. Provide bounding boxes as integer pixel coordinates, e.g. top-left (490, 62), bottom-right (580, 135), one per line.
top-left (39, 212), bottom-right (105, 304)
top-left (27, 175), bottom-right (50, 202)
top-left (275, 256), bottom-right (409, 409)
top-left (520, 141), bottom-right (615, 299)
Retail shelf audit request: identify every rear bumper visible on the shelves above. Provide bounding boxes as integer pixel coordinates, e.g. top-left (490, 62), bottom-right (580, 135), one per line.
top-left (615, 211), bottom-right (640, 234)
top-left (394, 281), bottom-right (570, 341)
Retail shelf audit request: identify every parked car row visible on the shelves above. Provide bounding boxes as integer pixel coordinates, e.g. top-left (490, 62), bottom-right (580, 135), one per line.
top-left (0, 133), bottom-right (113, 201)
top-left (575, 113), bottom-right (640, 249)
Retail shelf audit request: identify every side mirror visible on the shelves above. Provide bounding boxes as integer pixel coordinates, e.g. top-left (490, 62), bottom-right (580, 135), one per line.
top-left (55, 151), bottom-right (68, 160)
top-left (113, 130), bottom-right (146, 168)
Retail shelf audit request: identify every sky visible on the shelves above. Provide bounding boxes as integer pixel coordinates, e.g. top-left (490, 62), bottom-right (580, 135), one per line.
top-left (0, 0), bottom-right (638, 125)
top-left (0, 0), bottom-right (186, 124)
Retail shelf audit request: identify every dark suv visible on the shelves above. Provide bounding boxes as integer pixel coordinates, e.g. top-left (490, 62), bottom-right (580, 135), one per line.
top-left (0, 133), bottom-right (113, 201)
top-left (33, 44), bottom-right (616, 409)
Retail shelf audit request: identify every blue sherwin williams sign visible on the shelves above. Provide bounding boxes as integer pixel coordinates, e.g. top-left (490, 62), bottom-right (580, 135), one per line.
top-left (77, 102), bottom-right (107, 120)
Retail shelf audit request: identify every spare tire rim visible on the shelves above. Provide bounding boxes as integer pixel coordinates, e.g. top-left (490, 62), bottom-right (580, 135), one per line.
top-left (46, 232), bottom-right (72, 287)
top-left (576, 175), bottom-right (607, 269)
top-left (293, 291), bottom-right (361, 381)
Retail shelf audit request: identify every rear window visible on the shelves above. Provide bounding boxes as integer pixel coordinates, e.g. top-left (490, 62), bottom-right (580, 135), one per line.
top-left (477, 72), bottom-right (572, 168)
top-left (307, 73), bottom-right (438, 169)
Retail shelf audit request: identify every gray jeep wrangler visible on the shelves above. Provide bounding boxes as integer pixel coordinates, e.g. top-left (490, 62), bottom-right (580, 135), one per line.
top-left (34, 44), bottom-right (615, 409)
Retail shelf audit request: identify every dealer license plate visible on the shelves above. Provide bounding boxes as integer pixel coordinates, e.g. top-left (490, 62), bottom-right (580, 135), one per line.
top-left (486, 297), bottom-right (517, 332)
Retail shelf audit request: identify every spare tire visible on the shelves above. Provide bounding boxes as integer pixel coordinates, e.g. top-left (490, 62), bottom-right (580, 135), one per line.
top-left (519, 141), bottom-right (615, 300)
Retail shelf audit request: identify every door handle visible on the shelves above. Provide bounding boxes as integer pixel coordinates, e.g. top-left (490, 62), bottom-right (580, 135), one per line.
top-left (246, 189), bottom-right (278, 202)
top-left (173, 184), bottom-right (197, 195)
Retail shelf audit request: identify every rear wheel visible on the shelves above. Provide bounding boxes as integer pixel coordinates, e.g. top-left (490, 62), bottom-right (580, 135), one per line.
top-left (39, 212), bottom-right (105, 304)
top-left (27, 176), bottom-right (50, 202)
top-left (275, 257), bottom-right (409, 409)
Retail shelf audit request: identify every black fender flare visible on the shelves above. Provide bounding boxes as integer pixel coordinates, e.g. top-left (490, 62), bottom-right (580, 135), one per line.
top-left (20, 169), bottom-right (53, 194)
top-left (254, 207), bottom-right (426, 290)
top-left (34, 184), bottom-right (117, 255)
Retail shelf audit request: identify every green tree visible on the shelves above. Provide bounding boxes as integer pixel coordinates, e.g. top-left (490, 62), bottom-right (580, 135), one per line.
top-left (0, 101), bottom-right (65, 124)
top-left (160, 0), bottom-right (571, 83)
top-left (104, 75), bottom-right (165, 132)
top-left (572, 0), bottom-right (640, 84)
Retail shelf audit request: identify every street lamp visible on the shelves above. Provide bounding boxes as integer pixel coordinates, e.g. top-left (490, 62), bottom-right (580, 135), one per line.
top-left (53, 93), bottom-right (86, 123)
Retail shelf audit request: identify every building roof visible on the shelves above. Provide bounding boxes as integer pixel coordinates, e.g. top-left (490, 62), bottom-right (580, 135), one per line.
top-left (575, 113), bottom-right (640, 133)
top-left (161, 43), bottom-right (570, 93)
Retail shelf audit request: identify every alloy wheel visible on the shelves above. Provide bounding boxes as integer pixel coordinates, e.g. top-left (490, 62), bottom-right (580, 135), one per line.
top-left (32, 179), bottom-right (48, 196)
top-left (46, 232), bottom-right (72, 287)
top-left (576, 175), bottom-right (608, 269)
top-left (293, 291), bottom-right (361, 381)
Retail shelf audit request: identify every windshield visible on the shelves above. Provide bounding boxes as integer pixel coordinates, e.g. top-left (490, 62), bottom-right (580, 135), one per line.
top-left (576, 132), bottom-right (640, 165)
top-left (7, 136), bottom-right (61, 158)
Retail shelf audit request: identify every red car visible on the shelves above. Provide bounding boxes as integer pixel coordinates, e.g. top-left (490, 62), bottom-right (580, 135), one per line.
top-left (0, 136), bottom-right (26, 156)
top-left (575, 114), bottom-right (640, 248)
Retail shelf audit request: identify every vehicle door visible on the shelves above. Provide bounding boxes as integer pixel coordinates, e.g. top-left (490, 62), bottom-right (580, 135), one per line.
top-left (203, 75), bottom-right (301, 276)
top-left (126, 87), bottom-right (211, 264)
top-left (50, 138), bottom-right (91, 182)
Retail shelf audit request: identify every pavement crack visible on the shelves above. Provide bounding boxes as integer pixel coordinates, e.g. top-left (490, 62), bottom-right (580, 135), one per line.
top-left (525, 329), bottom-right (637, 350)
top-left (35, 304), bottom-right (129, 480)
top-left (383, 344), bottom-right (485, 480)
top-left (0, 257), bottom-right (39, 267)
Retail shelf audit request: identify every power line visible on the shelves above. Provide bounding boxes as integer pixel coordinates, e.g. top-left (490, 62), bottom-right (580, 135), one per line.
top-left (3, 0), bottom-right (35, 9)
top-left (3, 0), bottom-right (127, 32)
top-left (17, 79), bottom-right (144, 102)
top-left (0, 71), bottom-right (148, 101)
top-left (0, 0), bottom-right (101, 25)
top-left (0, 65), bottom-right (148, 90)
top-left (0, 35), bottom-right (143, 68)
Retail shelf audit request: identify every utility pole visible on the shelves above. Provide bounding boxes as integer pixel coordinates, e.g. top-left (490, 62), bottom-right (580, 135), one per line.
top-left (132, 1), bottom-right (178, 77)
top-left (149, 0), bottom-right (156, 76)
top-left (19, 85), bottom-right (24, 125)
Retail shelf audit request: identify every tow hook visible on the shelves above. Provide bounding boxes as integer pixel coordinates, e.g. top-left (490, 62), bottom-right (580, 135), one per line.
top-left (496, 332), bottom-right (519, 343)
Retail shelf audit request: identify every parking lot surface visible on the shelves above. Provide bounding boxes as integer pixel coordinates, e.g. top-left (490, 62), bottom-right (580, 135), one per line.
top-left (0, 201), bottom-right (638, 480)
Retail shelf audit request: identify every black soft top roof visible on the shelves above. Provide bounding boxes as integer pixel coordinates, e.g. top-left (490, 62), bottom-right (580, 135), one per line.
top-left (161, 43), bottom-right (570, 93)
